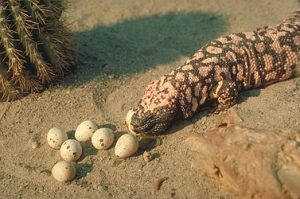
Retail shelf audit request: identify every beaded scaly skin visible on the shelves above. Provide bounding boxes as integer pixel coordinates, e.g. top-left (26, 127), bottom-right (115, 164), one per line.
top-left (129, 10), bottom-right (300, 135)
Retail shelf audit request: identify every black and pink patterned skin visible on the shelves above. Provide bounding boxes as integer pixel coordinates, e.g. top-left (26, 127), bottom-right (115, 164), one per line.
top-left (130, 10), bottom-right (300, 135)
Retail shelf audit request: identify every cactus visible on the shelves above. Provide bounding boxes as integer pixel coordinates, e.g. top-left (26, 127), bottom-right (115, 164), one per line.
top-left (0, 0), bottom-right (75, 101)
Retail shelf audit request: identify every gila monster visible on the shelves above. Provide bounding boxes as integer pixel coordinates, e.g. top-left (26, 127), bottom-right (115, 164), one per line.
top-left (128, 10), bottom-right (300, 135)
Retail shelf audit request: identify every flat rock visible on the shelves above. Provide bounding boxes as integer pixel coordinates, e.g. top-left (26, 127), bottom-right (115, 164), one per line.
top-left (185, 126), bottom-right (300, 199)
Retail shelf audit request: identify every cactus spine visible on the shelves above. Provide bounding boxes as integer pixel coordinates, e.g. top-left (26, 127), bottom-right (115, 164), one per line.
top-left (0, 0), bottom-right (74, 101)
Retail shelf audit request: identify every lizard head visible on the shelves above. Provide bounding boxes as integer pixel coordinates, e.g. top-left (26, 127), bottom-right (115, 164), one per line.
top-left (126, 79), bottom-right (180, 135)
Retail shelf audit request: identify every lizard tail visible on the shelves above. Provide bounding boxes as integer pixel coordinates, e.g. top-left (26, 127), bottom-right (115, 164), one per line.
top-left (283, 9), bottom-right (300, 27)
top-left (285, 10), bottom-right (300, 77)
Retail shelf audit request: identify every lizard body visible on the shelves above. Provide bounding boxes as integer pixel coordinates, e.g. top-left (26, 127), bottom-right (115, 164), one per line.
top-left (129, 10), bottom-right (300, 135)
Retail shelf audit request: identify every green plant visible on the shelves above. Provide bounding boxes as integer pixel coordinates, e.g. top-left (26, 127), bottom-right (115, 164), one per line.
top-left (0, 0), bottom-right (75, 101)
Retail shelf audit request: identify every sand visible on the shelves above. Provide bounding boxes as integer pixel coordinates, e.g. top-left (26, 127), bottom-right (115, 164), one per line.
top-left (0, 0), bottom-right (299, 198)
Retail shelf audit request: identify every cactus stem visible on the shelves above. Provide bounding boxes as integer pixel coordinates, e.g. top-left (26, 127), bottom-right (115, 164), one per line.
top-left (0, 0), bottom-right (74, 101)
top-left (23, 0), bottom-right (50, 26)
top-left (0, 4), bottom-right (26, 80)
top-left (7, 0), bottom-right (55, 83)
top-left (38, 23), bottom-right (75, 76)
top-left (0, 63), bottom-right (18, 101)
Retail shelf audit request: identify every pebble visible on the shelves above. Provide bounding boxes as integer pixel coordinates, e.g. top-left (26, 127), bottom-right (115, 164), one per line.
top-left (30, 139), bottom-right (40, 149)
top-left (143, 151), bottom-right (153, 162)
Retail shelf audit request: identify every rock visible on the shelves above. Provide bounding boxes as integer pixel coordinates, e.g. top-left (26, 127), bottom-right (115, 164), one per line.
top-left (185, 126), bottom-right (300, 199)
top-left (143, 151), bottom-right (153, 163)
top-left (213, 109), bottom-right (243, 128)
top-left (31, 141), bottom-right (39, 149)
top-left (29, 138), bottom-right (40, 149)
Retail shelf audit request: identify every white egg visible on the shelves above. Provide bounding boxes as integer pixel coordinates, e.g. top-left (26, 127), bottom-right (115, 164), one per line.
top-left (60, 139), bottom-right (82, 162)
top-left (52, 161), bottom-right (76, 182)
top-left (125, 110), bottom-right (138, 135)
top-left (115, 134), bottom-right (139, 158)
top-left (92, 128), bottom-right (115, 150)
top-left (75, 120), bottom-right (97, 142)
top-left (47, 127), bottom-right (68, 149)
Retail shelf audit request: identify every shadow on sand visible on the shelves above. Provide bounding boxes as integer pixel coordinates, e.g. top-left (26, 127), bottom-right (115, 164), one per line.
top-left (64, 11), bottom-right (227, 85)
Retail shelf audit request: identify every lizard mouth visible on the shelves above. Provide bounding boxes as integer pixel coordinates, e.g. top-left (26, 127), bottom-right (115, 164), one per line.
top-left (126, 110), bottom-right (156, 135)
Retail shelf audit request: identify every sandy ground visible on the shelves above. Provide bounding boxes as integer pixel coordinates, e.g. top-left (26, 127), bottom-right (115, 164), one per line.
top-left (0, 0), bottom-right (300, 198)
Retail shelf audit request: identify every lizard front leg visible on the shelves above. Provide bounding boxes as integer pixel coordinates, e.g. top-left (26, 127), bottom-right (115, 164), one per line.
top-left (213, 80), bottom-right (240, 113)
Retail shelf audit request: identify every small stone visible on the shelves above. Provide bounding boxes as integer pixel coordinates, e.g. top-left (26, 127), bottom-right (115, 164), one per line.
top-left (30, 139), bottom-right (40, 149)
top-left (143, 151), bottom-right (153, 162)
top-left (32, 141), bottom-right (39, 149)
top-left (108, 75), bottom-right (115, 79)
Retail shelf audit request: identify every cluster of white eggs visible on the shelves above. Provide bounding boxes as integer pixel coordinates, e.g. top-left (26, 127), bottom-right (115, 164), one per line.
top-left (47, 120), bottom-right (139, 182)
